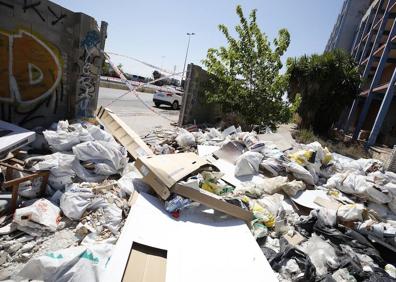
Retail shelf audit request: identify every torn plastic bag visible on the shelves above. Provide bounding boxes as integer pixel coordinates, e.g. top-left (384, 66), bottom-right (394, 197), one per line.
top-left (43, 120), bottom-right (94, 152)
top-left (29, 152), bottom-right (76, 190)
top-left (103, 204), bottom-right (122, 235)
top-left (281, 180), bottom-right (306, 197)
top-left (72, 141), bottom-right (128, 176)
top-left (285, 162), bottom-right (315, 185)
top-left (175, 128), bottom-right (196, 148)
top-left (260, 158), bottom-right (285, 176)
top-left (256, 176), bottom-right (288, 195)
top-left (357, 220), bottom-right (396, 246)
top-left (269, 238), bottom-right (316, 282)
top-left (257, 193), bottom-right (284, 216)
top-left (234, 176), bottom-right (288, 197)
top-left (250, 201), bottom-right (275, 230)
top-left (332, 268), bottom-right (356, 282)
top-left (234, 151), bottom-right (263, 177)
top-left (222, 125), bottom-right (237, 138)
top-left (72, 159), bottom-right (107, 183)
top-left (305, 141), bottom-right (333, 165)
top-left (341, 158), bottom-right (383, 173)
top-left (59, 183), bottom-right (104, 220)
top-left (117, 163), bottom-right (144, 197)
top-left (165, 195), bottom-right (192, 213)
top-left (298, 234), bottom-right (339, 276)
top-left (18, 242), bottom-right (113, 282)
top-left (337, 204), bottom-right (364, 222)
top-left (14, 198), bottom-right (60, 232)
top-left (206, 128), bottom-right (223, 141)
top-left (241, 132), bottom-right (265, 152)
top-left (295, 212), bottom-right (386, 268)
top-left (85, 123), bottom-right (117, 144)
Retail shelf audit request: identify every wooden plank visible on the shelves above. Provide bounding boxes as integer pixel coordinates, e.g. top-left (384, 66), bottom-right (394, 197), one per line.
top-left (96, 106), bottom-right (153, 160)
top-left (172, 183), bottom-right (253, 223)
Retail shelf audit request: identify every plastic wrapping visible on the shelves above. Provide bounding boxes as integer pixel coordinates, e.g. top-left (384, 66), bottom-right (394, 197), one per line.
top-left (235, 151), bottom-right (263, 177)
top-left (14, 199), bottom-right (60, 232)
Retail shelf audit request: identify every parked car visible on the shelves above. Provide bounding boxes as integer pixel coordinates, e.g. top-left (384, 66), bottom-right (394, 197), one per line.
top-left (153, 90), bottom-right (182, 110)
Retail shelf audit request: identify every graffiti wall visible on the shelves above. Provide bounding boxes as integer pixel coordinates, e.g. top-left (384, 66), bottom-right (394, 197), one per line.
top-left (0, 0), bottom-right (106, 129)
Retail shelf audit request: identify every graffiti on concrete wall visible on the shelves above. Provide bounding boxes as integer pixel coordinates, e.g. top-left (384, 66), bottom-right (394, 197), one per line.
top-left (77, 30), bottom-right (101, 117)
top-left (0, 29), bottom-right (64, 126)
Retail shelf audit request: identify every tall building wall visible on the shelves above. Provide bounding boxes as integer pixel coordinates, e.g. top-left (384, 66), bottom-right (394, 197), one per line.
top-left (325, 0), bottom-right (371, 52)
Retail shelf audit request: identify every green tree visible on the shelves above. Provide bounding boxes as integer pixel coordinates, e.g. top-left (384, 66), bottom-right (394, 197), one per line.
top-left (202, 5), bottom-right (292, 130)
top-left (286, 50), bottom-right (361, 134)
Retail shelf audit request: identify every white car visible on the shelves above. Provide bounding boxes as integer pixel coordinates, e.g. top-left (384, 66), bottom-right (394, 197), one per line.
top-left (153, 90), bottom-right (183, 110)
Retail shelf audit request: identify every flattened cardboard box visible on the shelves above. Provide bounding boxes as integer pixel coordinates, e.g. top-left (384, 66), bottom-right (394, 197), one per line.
top-left (135, 152), bottom-right (210, 200)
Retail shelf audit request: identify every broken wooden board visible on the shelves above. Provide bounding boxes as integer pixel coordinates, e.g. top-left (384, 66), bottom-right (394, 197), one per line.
top-left (172, 183), bottom-right (254, 223)
top-left (96, 106), bottom-right (153, 160)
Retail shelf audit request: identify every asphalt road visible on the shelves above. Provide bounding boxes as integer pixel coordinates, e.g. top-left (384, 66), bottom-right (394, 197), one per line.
top-left (98, 87), bottom-right (179, 136)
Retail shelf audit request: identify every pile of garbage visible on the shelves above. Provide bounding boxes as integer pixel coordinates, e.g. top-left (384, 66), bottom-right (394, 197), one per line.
top-left (2, 120), bottom-right (396, 281)
top-left (0, 121), bottom-right (149, 281)
top-left (145, 125), bottom-right (396, 281)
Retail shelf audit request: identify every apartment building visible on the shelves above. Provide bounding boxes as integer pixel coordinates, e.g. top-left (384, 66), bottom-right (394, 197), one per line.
top-left (326, 0), bottom-right (370, 52)
top-left (329, 0), bottom-right (396, 147)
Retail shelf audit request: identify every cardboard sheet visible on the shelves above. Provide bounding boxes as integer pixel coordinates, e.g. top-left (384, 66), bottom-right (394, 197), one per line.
top-left (104, 192), bottom-right (277, 282)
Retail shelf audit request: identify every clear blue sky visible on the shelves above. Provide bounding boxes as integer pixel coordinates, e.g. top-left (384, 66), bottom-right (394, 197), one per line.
top-left (53, 0), bottom-right (344, 77)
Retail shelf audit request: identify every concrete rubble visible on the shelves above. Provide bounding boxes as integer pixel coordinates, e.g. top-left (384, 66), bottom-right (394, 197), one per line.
top-left (0, 120), bottom-right (395, 281)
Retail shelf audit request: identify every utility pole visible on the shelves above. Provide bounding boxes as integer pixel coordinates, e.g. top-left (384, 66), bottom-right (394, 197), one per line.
top-left (182, 33), bottom-right (195, 81)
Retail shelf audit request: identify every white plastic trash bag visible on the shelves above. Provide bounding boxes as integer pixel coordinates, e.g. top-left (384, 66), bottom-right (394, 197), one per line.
top-left (60, 184), bottom-right (95, 220)
top-left (175, 128), bottom-right (196, 148)
top-left (29, 152), bottom-right (76, 190)
top-left (285, 162), bottom-right (315, 185)
top-left (18, 243), bottom-right (114, 282)
top-left (43, 121), bottom-right (94, 152)
top-left (117, 167), bottom-right (144, 196)
top-left (337, 204), bottom-right (364, 222)
top-left (14, 199), bottom-right (60, 232)
top-left (72, 141), bottom-right (128, 176)
top-left (255, 176), bottom-right (288, 195)
top-left (280, 180), bottom-right (306, 197)
top-left (235, 151), bottom-right (263, 177)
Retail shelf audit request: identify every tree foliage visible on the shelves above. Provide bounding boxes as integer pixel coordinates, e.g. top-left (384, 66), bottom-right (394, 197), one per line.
top-left (202, 5), bottom-right (292, 129)
top-left (286, 50), bottom-right (361, 134)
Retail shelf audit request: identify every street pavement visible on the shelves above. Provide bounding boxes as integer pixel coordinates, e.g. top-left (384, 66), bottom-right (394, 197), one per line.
top-left (98, 87), bottom-right (179, 136)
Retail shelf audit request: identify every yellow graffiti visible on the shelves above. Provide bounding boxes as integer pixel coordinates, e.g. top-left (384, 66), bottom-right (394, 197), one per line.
top-left (0, 30), bottom-right (62, 103)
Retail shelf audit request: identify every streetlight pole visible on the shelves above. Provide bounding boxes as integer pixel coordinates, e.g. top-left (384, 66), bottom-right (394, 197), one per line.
top-left (182, 32), bottom-right (195, 82)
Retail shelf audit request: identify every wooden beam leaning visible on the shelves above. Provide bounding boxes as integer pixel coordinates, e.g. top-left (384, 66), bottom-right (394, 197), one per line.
top-left (96, 106), bottom-right (154, 160)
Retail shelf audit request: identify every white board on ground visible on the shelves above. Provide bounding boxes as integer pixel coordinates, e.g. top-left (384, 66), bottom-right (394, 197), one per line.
top-left (104, 192), bottom-right (277, 282)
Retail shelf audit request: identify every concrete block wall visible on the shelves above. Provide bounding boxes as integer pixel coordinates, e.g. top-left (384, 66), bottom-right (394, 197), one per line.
top-left (178, 64), bottom-right (222, 126)
top-left (0, 0), bottom-right (107, 129)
